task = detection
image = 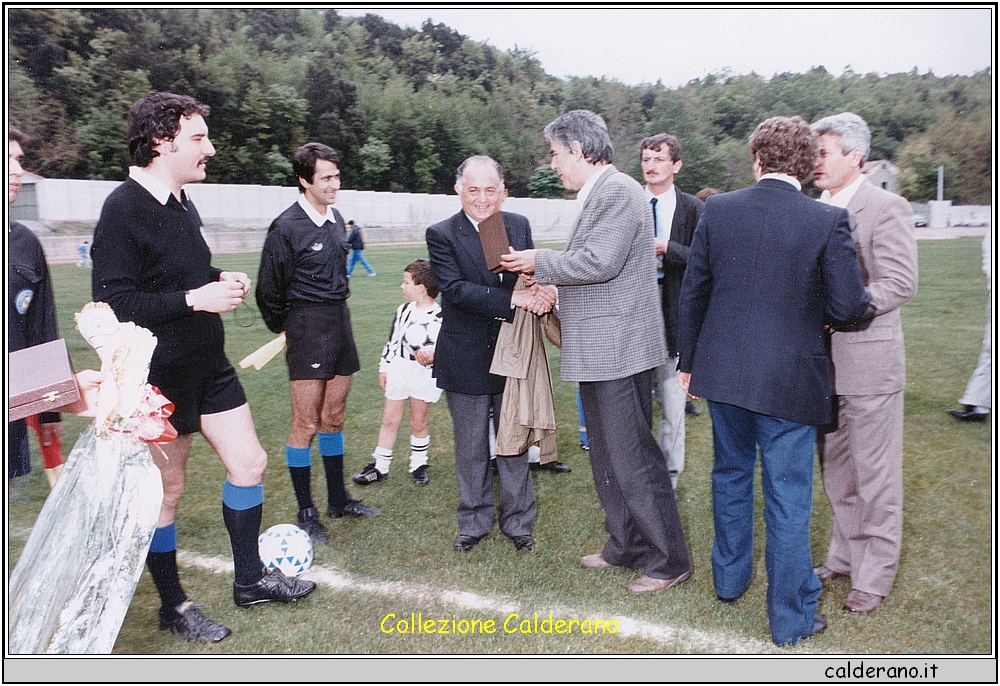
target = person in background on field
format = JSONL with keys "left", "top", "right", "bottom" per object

{"left": 640, "top": 133, "right": 704, "bottom": 489}
{"left": 256, "top": 143, "right": 382, "bottom": 549}
{"left": 810, "top": 112, "right": 918, "bottom": 615}
{"left": 8, "top": 125, "right": 65, "bottom": 490}
{"left": 92, "top": 92, "right": 316, "bottom": 645}
{"left": 948, "top": 232, "right": 991, "bottom": 423}
{"left": 346, "top": 219, "right": 376, "bottom": 277}
{"left": 353, "top": 259, "right": 442, "bottom": 487}
{"left": 77, "top": 240, "right": 92, "bottom": 268}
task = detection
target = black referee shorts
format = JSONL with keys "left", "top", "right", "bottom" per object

{"left": 150, "top": 354, "right": 247, "bottom": 436}
{"left": 285, "top": 302, "right": 361, "bottom": 380}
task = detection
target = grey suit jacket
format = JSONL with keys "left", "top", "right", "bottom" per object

{"left": 534, "top": 166, "right": 666, "bottom": 382}
{"left": 828, "top": 181, "right": 918, "bottom": 396}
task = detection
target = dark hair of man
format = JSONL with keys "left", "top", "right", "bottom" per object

{"left": 405, "top": 259, "right": 439, "bottom": 300}
{"left": 127, "top": 92, "right": 211, "bottom": 168}
{"left": 293, "top": 142, "right": 341, "bottom": 192}
{"left": 639, "top": 133, "right": 682, "bottom": 163}
{"left": 695, "top": 187, "right": 722, "bottom": 202}
{"left": 455, "top": 155, "right": 505, "bottom": 189}
{"left": 749, "top": 116, "right": 818, "bottom": 181}
{"left": 543, "top": 110, "right": 614, "bottom": 164}
{"left": 9, "top": 125, "right": 29, "bottom": 147}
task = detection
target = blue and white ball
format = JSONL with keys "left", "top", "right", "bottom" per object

{"left": 258, "top": 524, "right": 313, "bottom": 577}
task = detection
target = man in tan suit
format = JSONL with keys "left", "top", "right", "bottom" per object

{"left": 811, "top": 112, "right": 918, "bottom": 614}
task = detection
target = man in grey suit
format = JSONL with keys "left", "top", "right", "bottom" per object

{"left": 641, "top": 133, "right": 704, "bottom": 489}
{"left": 502, "top": 110, "right": 692, "bottom": 595}
{"left": 811, "top": 112, "right": 918, "bottom": 614}
{"left": 426, "top": 156, "right": 552, "bottom": 553}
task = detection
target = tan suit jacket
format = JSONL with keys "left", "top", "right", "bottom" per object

{"left": 828, "top": 180, "right": 918, "bottom": 394}
{"left": 820, "top": 179, "right": 918, "bottom": 597}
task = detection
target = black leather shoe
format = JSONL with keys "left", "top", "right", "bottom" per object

{"left": 233, "top": 567, "right": 316, "bottom": 607}
{"left": 686, "top": 400, "right": 702, "bottom": 416}
{"left": 327, "top": 498, "right": 381, "bottom": 518}
{"left": 296, "top": 507, "right": 328, "bottom": 545}
{"left": 530, "top": 461, "right": 571, "bottom": 473}
{"left": 812, "top": 612, "right": 828, "bottom": 636}
{"left": 717, "top": 595, "right": 739, "bottom": 604}
{"left": 454, "top": 534, "right": 481, "bottom": 551}
{"left": 948, "top": 406, "right": 989, "bottom": 422}
{"left": 160, "top": 603, "right": 232, "bottom": 643}
{"left": 412, "top": 465, "right": 429, "bottom": 486}
{"left": 511, "top": 535, "right": 534, "bottom": 551}
{"left": 353, "top": 462, "right": 388, "bottom": 485}
{"left": 490, "top": 459, "right": 499, "bottom": 476}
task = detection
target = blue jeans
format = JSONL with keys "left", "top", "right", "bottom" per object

{"left": 708, "top": 401, "right": 822, "bottom": 646}
{"left": 347, "top": 249, "right": 375, "bottom": 275}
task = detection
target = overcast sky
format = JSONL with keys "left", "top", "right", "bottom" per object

{"left": 339, "top": 6, "right": 993, "bottom": 88}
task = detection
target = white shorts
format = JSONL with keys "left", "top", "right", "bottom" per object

{"left": 383, "top": 358, "right": 442, "bottom": 403}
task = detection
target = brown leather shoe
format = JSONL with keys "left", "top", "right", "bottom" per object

{"left": 580, "top": 553, "right": 612, "bottom": 569}
{"left": 627, "top": 569, "right": 692, "bottom": 594}
{"left": 814, "top": 565, "right": 848, "bottom": 582}
{"left": 843, "top": 589, "right": 884, "bottom": 613}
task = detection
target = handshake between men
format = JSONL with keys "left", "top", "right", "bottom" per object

{"left": 503, "top": 247, "right": 556, "bottom": 316}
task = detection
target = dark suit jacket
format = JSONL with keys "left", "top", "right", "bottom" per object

{"left": 659, "top": 188, "right": 704, "bottom": 355}
{"left": 426, "top": 210, "right": 533, "bottom": 396}
{"left": 677, "top": 178, "right": 870, "bottom": 426}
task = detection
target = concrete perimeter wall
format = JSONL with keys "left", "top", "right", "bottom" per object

{"left": 28, "top": 178, "right": 580, "bottom": 238}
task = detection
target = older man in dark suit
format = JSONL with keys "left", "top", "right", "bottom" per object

{"left": 503, "top": 110, "right": 692, "bottom": 595}
{"left": 640, "top": 133, "right": 704, "bottom": 489}
{"left": 426, "top": 156, "right": 551, "bottom": 553}
{"left": 678, "top": 116, "right": 871, "bottom": 645}
{"left": 811, "top": 112, "right": 918, "bottom": 615}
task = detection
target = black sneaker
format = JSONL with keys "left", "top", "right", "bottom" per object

{"left": 412, "top": 465, "right": 429, "bottom": 486}
{"left": 297, "top": 507, "right": 328, "bottom": 545}
{"left": 327, "top": 498, "right": 382, "bottom": 518}
{"left": 159, "top": 603, "right": 232, "bottom": 643}
{"left": 233, "top": 567, "right": 316, "bottom": 607}
{"left": 352, "top": 462, "right": 388, "bottom": 485}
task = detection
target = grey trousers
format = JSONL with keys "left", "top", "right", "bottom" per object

{"left": 580, "top": 370, "right": 692, "bottom": 579}
{"left": 653, "top": 356, "right": 686, "bottom": 487}
{"left": 446, "top": 391, "right": 535, "bottom": 539}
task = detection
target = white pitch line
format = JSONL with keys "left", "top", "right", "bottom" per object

{"left": 176, "top": 550, "right": 779, "bottom": 653}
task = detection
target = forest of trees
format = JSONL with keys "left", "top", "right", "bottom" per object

{"left": 7, "top": 8, "right": 992, "bottom": 203}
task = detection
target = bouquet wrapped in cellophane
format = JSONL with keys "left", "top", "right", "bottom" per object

{"left": 8, "top": 302, "right": 176, "bottom": 654}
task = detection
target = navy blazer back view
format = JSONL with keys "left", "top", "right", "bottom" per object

{"left": 677, "top": 179, "right": 870, "bottom": 426}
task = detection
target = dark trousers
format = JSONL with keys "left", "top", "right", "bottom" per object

{"left": 708, "top": 400, "right": 822, "bottom": 646}
{"left": 446, "top": 391, "right": 535, "bottom": 539}
{"left": 579, "top": 370, "right": 691, "bottom": 579}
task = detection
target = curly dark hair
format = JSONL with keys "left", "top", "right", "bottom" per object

{"left": 8, "top": 125, "right": 29, "bottom": 147}
{"left": 127, "top": 92, "right": 211, "bottom": 168}
{"left": 749, "top": 116, "right": 817, "bottom": 181}
{"left": 292, "top": 142, "right": 341, "bottom": 192}
{"left": 405, "top": 259, "right": 439, "bottom": 299}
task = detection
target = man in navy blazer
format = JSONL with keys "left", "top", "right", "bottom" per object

{"left": 678, "top": 116, "right": 871, "bottom": 646}
{"left": 426, "top": 156, "right": 552, "bottom": 553}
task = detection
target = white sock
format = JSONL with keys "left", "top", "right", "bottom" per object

{"left": 527, "top": 445, "right": 541, "bottom": 464}
{"left": 409, "top": 435, "right": 429, "bottom": 471}
{"left": 373, "top": 446, "right": 393, "bottom": 474}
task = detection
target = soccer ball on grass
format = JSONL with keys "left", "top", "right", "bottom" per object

{"left": 258, "top": 524, "right": 313, "bottom": 577}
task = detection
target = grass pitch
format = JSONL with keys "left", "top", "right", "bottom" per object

{"left": 6, "top": 237, "right": 993, "bottom": 661}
